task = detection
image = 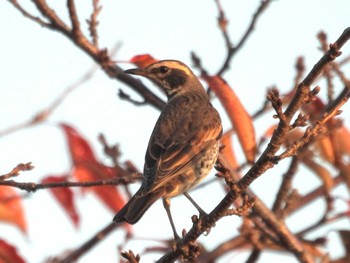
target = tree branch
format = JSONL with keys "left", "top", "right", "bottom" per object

{"left": 0, "top": 174, "right": 141, "bottom": 192}
{"left": 216, "top": 0, "right": 272, "bottom": 75}
{"left": 157, "top": 27, "right": 350, "bottom": 263}
{"left": 9, "top": 0, "right": 165, "bottom": 110}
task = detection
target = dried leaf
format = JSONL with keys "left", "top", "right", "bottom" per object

{"left": 130, "top": 54, "right": 158, "bottom": 68}
{"left": 72, "top": 164, "right": 127, "bottom": 213}
{"left": 0, "top": 239, "right": 26, "bottom": 263}
{"left": 0, "top": 186, "right": 27, "bottom": 234}
{"left": 60, "top": 123, "right": 128, "bottom": 222}
{"left": 219, "top": 132, "right": 239, "bottom": 172}
{"left": 315, "top": 135, "right": 335, "bottom": 164}
{"left": 259, "top": 124, "right": 277, "bottom": 147}
{"left": 333, "top": 126, "right": 350, "bottom": 157}
{"left": 60, "top": 123, "right": 97, "bottom": 163}
{"left": 339, "top": 164, "right": 350, "bottom": 191}
{"left": 303, "top": 159, "right": 334, "bottom": 191}
{"left": 302, "top": 96, "right": 325, "bottom": 121}
{"left": 284, "top": 128, "right": 304, "bottom": 148}
{"left": 41, "top": 175, "right": 80, "bottom": 228}
{"left": 203, "top": 75, "right": 256, "bottom": 163}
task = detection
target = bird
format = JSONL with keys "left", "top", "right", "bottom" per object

{"left": 113, "top": 60, "right": 222, "bottom": 240}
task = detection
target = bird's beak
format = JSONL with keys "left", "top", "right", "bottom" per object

{"left": 124, "top": 68, "right": 147, "bottom": 76}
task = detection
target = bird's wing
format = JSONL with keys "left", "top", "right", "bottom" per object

{"left": 141, "top": 106, "right": 222, "bottom": 194}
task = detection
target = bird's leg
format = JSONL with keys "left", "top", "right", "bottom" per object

{"left": 162, "top": 197, "right": 180, "bottom": 241}
{"left": 183, "top": 192, "right": 207, "bottom": 217}
{"left": 184, "top": 192, "right": 214, "bottom": 236}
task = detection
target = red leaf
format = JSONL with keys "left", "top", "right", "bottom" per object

{"left": 219, "top": 132, "right": 239, "bottom": 172}
{"left": 72, "top": 164, "right": 132, "bottom": 233}
{"left": 203, "top": 75, "right": 256, "bottom": 163}
{"left": 60, "top": 123, "right": 97, "bottom": 163}
{"left": 60, "top": 124, "right": 127, "bottom": 211}
{"left": 130, "top": 54, "right": 158, "bottom": 68}
{"left": 72, "top": 164, "right": 127, "bottom": 213}
{"left": 0, "top": 239, "right": 26, "bottom": 263}
{"left": 60, "top": 123, "right": 130, "bottom": 232}
{"left": 41, "top": 175, "right": 80, "bottom": 228}
{"left": 0, "top": 186, "right": 27, "bottom": 234}
{"left": 302, "top": 96, "right": 326, "bottom": 121}
{"left": 315, "top": 135, "right": 335, "bottom": 164}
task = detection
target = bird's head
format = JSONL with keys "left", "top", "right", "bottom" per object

{"left": 124, "top": 60, "right": 204, "bottom": 99}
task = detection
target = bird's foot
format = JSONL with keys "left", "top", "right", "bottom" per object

{"left": 171, "top": 231, "right": 182, "bottom": 251}
{"left": 191, "top": 213, "right": 215, "bottom": 236}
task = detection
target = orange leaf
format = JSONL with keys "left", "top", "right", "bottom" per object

{"left": 72, "top": 164, "right": 95, "bottom": 186}
{"left": 60, "top": 123, "right": 128, "bottom": 219}
{"left": 259, "top": 124, "right": 277, "bottom": 147}
{"left": 72, "top": 164, "right": 127, "bottom": 213}
{"left": 60, "top": 123, "right": 97, "bottom": 163}
{"left": 0, "top": 239, "right": 26, "bottom": 263}
{"left": 219, "top": 132, "right": 239, "bottom": 172}
{"left": 333, "top": 126, "right": 350, "bottom": 157}
{"left": 130, "top": 54, "right": 158, "bottom": 68}
{"left": 302, "top": 96, "right": 325, "bottom": 121}
{"left": 284, "top": 128, "right": 304, "bottom": 148}
{"left": 42, "top": 175, "right": 80, "bottom": 228}
{"left": 303, "top": 159, "right": 334, "bottom": 191}
{"left": 315, "top": 135, "right": 335, "bottom": 164}
{"left": 203, "top": 75, "right": 256, "bottom": 162}
{"left": 0, "top": 186, "right": 26, "bottom": 234}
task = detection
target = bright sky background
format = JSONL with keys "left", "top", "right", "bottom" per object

{"left": 0, "top": 1, "right": 350, "bottom": 262}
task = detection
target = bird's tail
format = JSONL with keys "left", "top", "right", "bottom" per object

{"left": 113, "top": 190, "right": 162, "bottom": 224}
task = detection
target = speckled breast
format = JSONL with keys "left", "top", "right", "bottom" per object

{"left": 164, "top": 142, "right": 220, "bottom": 197}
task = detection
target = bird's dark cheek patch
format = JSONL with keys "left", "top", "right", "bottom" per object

{"left": 165, "top": 69, "right": 187, "bottom": 89}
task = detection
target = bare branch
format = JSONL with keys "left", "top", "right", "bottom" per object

{"left": 0, "top": 174, "right": 141, "bottom": 192}
{"left": 8, "top": 0, "right": 51, "bottom": 27}
{"left": 12, "top": 0, "right": 165, "bottom": 110}
{"left": 51, "top": 222, "right": 119, "bottom": 263}
{"left": 33, "top": 0, "right": 71, "bottom": 33}
{"left": 0, "top": 65, "right": 98, "bottom": 137}
{"left": 216, "top": 0, "right": 272, "bottom": 75}
{"left": 0, "top": 162, "right": 34, "bottom": 181}
{"left": 118, "top": 89, "right": 148, "bottom": 106}
{"left": 67, "top": 0, "right": 81, "bottom": 37}
{"left": 87, "top": 0, "right": 102, "bottom": 47}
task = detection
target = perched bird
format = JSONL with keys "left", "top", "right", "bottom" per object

{"left": 113, "top": 60, "right": 222, "bottom": 239}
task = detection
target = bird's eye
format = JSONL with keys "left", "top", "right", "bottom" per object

{"left": 159, "top": 66, "right": 169, "bottom": 74}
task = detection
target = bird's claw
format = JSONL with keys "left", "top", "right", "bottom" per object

{"left": 197, "top": 213, "right": 214, "bottom": 236}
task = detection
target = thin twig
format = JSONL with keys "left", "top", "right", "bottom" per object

{"left": 272, "top": 157, "right": 298, "bottom": 217}
{"left": 317, "top": 31, "right": 335, "bottom": 103}
{"left": 0, "top": 162, "right": 34, "bottom": 181}
{"left": 216, "top": 0, "right": 272, "bottom": 75}
{"left": 87, "top": 0, "right": 102, "bottom": 47}
{"left": 0, "top": 65, "right": 98, "bottom": 137}
{"left": 274, "top": 85, "right": 350, "bottom": 161}
{"left": 54, "top": 222, "right": 118, "bottom": 263}
{"left": 8, "top": 0, "right": 51, "bottom": 27}
{"left": 13, "top": 0, "right": 165, "bottom": 109}
{"left": 0, "top": 174, "right": 141, "bottom": 192}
